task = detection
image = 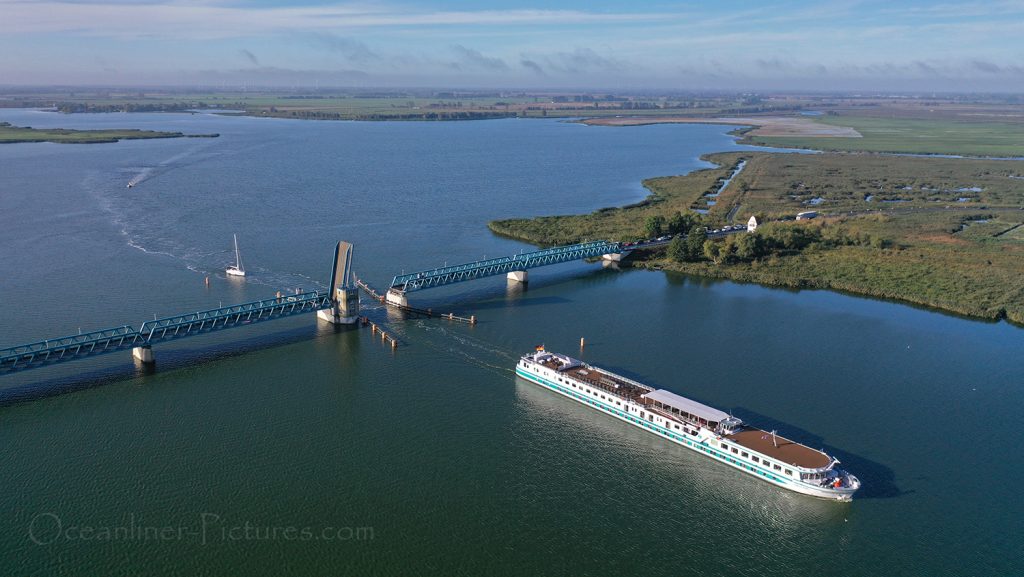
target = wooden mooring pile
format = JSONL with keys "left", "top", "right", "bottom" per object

{"left": 361, "top": 317, "right": 399, "bottom": 349}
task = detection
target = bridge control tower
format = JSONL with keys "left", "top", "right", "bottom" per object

{"left": 317, "top": 241, "right": 360, "bottom": 325}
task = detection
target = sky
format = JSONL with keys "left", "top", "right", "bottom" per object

{"left": 2, "top": 0, "right": 1024, "bottom": 91}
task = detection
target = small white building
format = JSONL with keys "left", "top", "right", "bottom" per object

{"left": 747, "top": 215, "right": 759, "bottom": 232}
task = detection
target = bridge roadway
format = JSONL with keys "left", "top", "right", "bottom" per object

{"left": 1, "top": 235, "right": 723, "bottom": 375}
{"left": 386, "top": 232, "right": 725, "bottom": 295}
{"left": 0, "top": 291, "right": 331, "bottom": 373}
{"left": 390, "top": 240, "right": 626, "bottom": 293}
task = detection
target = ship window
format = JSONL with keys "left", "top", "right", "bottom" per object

{"left": 674, "top": 424, "right": 679, "bottom": 430}
{"left": 773, "top": 464, "right": 782, "bottom": 471}
{"left": 785, "top": 469, "right": 793, "bottom": 476}
{"left": 731, "top": 448, "right": 738, "bottom": 454}
{"left": 752, "top": 457, "right": 759, "bottom": 463}
{"left": 741, "top": 452, "right": 748, "bottom": 458}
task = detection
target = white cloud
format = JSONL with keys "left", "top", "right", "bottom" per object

{"left": 2, "top": 0, "right": 1023, "bottom": 89}
{"left": 0, "top": 1, "right": 668, "bottom": 39}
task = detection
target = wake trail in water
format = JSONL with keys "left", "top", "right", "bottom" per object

{"left": 85, "top": 169, "right": 332, "bottom": 297}
{"left": 123, "top": 140, "right": 220, "bottom": 187}
{"left": 396, "top": 322, "right": 518, "bottom": 377}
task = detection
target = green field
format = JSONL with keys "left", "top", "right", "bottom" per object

{"left": 491, "top": 152, "right": 1024, "bottom": 323}
{"left": 747, "top": 116, "right": 1024, "bottom": 157}
{"left": 0, "top": 88, "right": 784, "bottom": 121}
{"left": 702, "top": 152, "right": 1024, "bottom": 221}
{"left": 0, "top": 122, "right": 212, "bottom": 144}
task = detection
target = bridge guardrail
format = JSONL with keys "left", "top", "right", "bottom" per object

{"left": 390, "top": 240, "right": 622, "bottom": 292}
{"left": 0, "top": 326, "right": 142, "bottom": 372}
{"left": 140, "top": 291, "right": 332, "bottom": 343}
{"left": 1, "top": 291, "right": 334, "bottom": 374}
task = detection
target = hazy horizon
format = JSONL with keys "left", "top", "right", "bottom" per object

{"left": 3, "top": 0, "right": 1024, "bottom": 92}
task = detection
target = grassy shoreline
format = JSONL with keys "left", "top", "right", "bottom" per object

{"left": 489, "top": 151, "right": 1024, "bottom": 324}
{"left": 629, "top": 250, "right": 1023, "bottom": 324}
{"left": 0, "top": 122, "right": 218, "bottom": 144}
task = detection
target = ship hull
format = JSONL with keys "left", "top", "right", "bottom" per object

{"left": 516, "top": 364, "right": 856, "bottom": 502}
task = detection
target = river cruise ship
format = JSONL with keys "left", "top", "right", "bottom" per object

{"left": 516, "top": 348, "right": 860, "bottom": 501}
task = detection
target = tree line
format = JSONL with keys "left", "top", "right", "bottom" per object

{"left": 656, "top": 212, "right": 889, "bottom": 266}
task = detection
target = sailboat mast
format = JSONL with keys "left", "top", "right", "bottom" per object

{"left": 233, "top": 234, "right": 242, "bottom": 270}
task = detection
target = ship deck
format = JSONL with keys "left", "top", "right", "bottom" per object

{"left": 725, "top": 428, "right": 831, "bottom": 469}
{"left": 539, "top": 359, "right": 651, "bottom": 403}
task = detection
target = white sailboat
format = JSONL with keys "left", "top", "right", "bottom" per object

{"left": 226, "top": 234, "right": 246, "bottom": 277}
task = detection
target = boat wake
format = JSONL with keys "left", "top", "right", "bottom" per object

{"left": 86, "top": 164, "right": 331, "bottom": 297}
{"left": 123, "top": 143, "right": 217, "bottom": 188}
{"left": 410, "top": 324, "right": 517, "bottom": 375}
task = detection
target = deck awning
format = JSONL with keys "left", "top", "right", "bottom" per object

{"left": 644, "top": 389, "right": 729, "bottom": 423}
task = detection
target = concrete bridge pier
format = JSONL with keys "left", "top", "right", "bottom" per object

{"left": 318, "top": 287, "right": 360, "bottom": 325}
{"left": 507, "top": 270, "right": 528, "bottom": 283}
{"left": 132, "top": 345, "right": 155, "bottom": 365}
{"left": 601, "top": 251, "right": 630, "bottom": 262}
{"left": 386, "top": 289, "right": 409, "bottom": 308}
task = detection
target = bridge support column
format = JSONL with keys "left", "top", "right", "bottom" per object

{"left": 318, "top": 287, "right": 360, "bottom": 325}
{"left": 386, "top": 289, "right": 408, "bottom": 308}
{"left": 507, "top": 270, "right": 528, "bottom": 283}
{"left": 132, "top": 345, "right": 155, "bottom": 365}
{"left": 601, "top": 252, "right": 628, "bottom": 262}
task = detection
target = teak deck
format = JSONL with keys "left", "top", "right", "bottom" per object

{"left": 725, "top": 429, "right": 831, "bottom": 469}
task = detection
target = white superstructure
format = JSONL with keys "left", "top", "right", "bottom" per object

{"left": 516, "top": 349, "right": 860, "bottom": 501}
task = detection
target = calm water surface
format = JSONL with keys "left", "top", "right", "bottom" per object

{"left": 1, "top": 110, "right": 1022, "bottom": 576}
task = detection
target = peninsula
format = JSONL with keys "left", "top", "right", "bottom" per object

{"left": 490, "top": 150, "right": 1024, "bottom": 324}
{"left": 0, "top": 122, "right": 218, "bottom": 144}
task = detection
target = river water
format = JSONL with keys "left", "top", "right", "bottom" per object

{"left": 1, "top": 110, "right": 1021, "bottom": 576}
